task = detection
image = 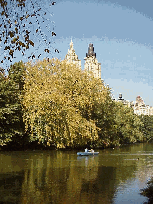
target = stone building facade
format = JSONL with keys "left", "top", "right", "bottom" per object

{"left": 84, "top": 43, "right": 101, "bottom": 79}
{"left": 133, "top": 96, "right": 153, "bottom": 116}
{"left": 117, "top": 94, "right": 153, "bottom": 116}
{"left": 65, "top": 40, "right": 101, "bottom": 79}
{"left": 64, "top": 40, "right": 81, "bottom": 69}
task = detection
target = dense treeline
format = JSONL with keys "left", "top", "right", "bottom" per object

{"left": 0, "top": 59, "right": 152, "bottom": 149}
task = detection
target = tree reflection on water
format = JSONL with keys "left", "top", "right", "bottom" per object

{"left": 0, "top": 145, "right": 151, "bottom": 204}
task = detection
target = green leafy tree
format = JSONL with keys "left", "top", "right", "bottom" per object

{"left": 90, "top": 87, "right": 117, "bottom": 148}
{"left": 0, "top": 61, "right": 26, "bottom": 147}
{"left": 96, "top": 100, "right": 144, "bottom": 148}
{"left": 139, "top": 115, "right": 153, "bottom": 142}
{"left": 113, "top": 102, "right": 143, "bottom": 146}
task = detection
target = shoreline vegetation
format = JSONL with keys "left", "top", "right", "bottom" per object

{"left": 140, "top": 178, "right": 153, "bottom": 204}
{"left": 0, "top": 59, "right": 153, "bottom": 151}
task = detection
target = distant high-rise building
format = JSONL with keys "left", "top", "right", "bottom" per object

{"left": 135, "top": 96, "right": 145, "bottom": 107}
{"left": 116, "top": 93, "right": 132, "bottom": 108}
{"left": 84, "top": 43, "right": 101, "bottom": 79}
{"left": 64, "top": 39, "right": 81, "bottom": 69}
{"left": 65, "top": 41, "right": 101, "bottom": 79}
{"left": 118, "top": 93, "right": 124, "bottom": 101}
{"left": 134, "top": 96, "right": 153, "bottom": 115}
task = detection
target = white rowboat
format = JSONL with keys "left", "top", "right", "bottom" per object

{"left": 77, "top": 152, "right": 99, "bottom": 156}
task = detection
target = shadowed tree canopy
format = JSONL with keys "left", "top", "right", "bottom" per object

{"left": 0, "top": 61, "right": 26, "bottom": 146}
{"left": 0, "top": 0, "right": 58, "bottom": 64}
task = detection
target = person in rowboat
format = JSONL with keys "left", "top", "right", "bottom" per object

{"left": 85, "top": 148, "right": 88, "bottom": 152}
{"left": 85, "top": 148, "right": 95, "bottom": 153}
{"left": 87, "top": 149, "right": 94, "bottom": 153}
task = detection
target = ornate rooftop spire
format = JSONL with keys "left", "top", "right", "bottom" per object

{"left": 86, "top": 43, "right": 96, "bottom": 58}
{"left": 70, "top": 38, "right": 73, "bottom": 50}
{"left": 64, "top": 40, "right": 81, "bottom": 69}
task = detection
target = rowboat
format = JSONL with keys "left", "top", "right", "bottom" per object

{"left": 77, "top": 149, "right": 99, "bottom": 156}
{"left": 77, "top": 152, "right": 99, "bottom": 156}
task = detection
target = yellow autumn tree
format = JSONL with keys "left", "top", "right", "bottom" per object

{"left": 22, "top": 58, "right": 109, "bottom": 148}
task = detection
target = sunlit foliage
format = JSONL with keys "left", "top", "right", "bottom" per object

{"left": 0, "top": 58, "right": 147, "bottom": 149}
{"left": 23, "top": 59, "right": 109, "bottom": 148}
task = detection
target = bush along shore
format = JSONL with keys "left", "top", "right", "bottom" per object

{"left": 1, "top": 59, "right": 153, "bottom": 151}
{"left": 140, "top": 178, "right": 153, "bottom": 204}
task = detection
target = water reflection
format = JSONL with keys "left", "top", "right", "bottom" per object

{"left": 0, "top": 144, "right": 152, "bottom": 203}
{"left": 0, "top": 171, "right": 24, "bottom": 203}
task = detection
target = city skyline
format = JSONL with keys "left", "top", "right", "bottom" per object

{"left": 53, "top": 0, "right": 153, "bottom": 106}
{"left": 63, "top": 38, "right": 153, "bottom": 106}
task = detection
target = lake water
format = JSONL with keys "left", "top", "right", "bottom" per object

{"left": 0, "top": 143, "right": 153, "bottom": 203}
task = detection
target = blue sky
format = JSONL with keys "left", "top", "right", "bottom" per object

{"left": 1, "top": 0, "right": 153, "bottom": 106}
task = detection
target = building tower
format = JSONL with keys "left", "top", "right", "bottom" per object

{"left": 84, "top": 43, "right": 101, "bottom": 79}
{"left": 64, "top": 39, "right": 81, "bottom": 69}
{"left": 135, "top": 96, "right": 145, "bottom": 107}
